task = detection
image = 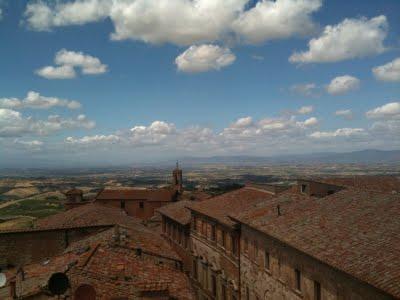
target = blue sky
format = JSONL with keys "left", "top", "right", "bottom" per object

{"left": 0, "top": 0, "right": 399, "bottom": 167}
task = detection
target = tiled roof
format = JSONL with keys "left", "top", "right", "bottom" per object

{"left": 0, "top": 224, "right": 194, "bottom": 299}
{"left": 35, "top": 202, "right": 141, "bottom": 229}
{"left": 96, "top": 187, "right": 175, "bottom": 202}
{"left": 233, "top": 187, "right": 400, "bottom": 298}
{"left": 189, "top": 186, "right": 277, "bottom": 227}
{"left": 320, "top": 175, "right": 400, "bottom": 193}
{"left": 66, "top": 225, "right": 180, "bottom": 261}
{"left": 157, "top": 200, "right": 194, "bottom": 225}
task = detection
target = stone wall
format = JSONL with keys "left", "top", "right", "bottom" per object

{"left": 240, "top": 224, "right": 393, "bottom": 300}
{"left": 0, "top": 226, "right": 109, "bottom": 268}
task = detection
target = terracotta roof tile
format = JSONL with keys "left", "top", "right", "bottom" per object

{"left": 233, "top": 187, "right": 400, "bottom": 298}
{"left": 35, "top": 203, "right": 141, "bottom": 229}
{"left": 157, "top": 200, "right": 194, "bottom": 225}
{"left": 190, "top": 186, "right": 277, "bottom": 227}
{"left": 319, "top": 175, "right": 400, "bottom": 193}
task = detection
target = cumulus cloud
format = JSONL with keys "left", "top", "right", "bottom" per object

{"left": 24, "top": 0, "right": 111, "bottom": 31}
{"left": 290, "top": 16, "right": 388, "bottom": 63}
{"left": 372, "top": 57, "right": 400, "bottom": 82}
{"left": 35, "top": 65, "right": 76, "bottom": 79}
{"left": 309, "top": 128, "right": 366, "bottom": 139}
{"left": 290, "top": 83, "right": 317, "bottom": 96}
{"left": 335, "top": 109, "right": 353, "bottom": 120}
{"left": 297, "top": 106, "right": 314, "bottom": 114}
{"left": 36, "top": 49, "right": 107, "bottom": 79}
{"left": 232, "top": 0, "right": 321, "bottom": 44}
{"left": 66, "top": 134, "right": 120, "bottom": 145}
{"left": 0, "top": 91, "right": 81, "bottom": 110}
{"left": 0, "top": 108, "right": 95, "bottom": 137}
{"left": 24, "top": 0, "right": 321, "bottom": 46}
{"left": 175, "top": 45, "right": 236, "bottom": 73}
{"left": 366, "top": 102, "right": 400, "bottom": 119}
{"left": 326, "top": 75, "right": 360, "bottom": 95}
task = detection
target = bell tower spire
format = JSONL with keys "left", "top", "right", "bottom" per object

{"left": 172, "top": 161, "right": 183, "bottom": 194}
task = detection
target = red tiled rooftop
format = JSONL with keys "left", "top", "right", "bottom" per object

{"left": 157, "top": 200, "right": 194, "bottom": 225}
{"left": 96, "top": 187, "right": 175, "bottom": 202}
{"left": 233, "top": 187, "right": 400, "bottom": 298}
{"left": 35, "top": 202, "right": 141, "bottom": 229}
{"left": 320, "top": 175, "right": 400, "bottom": 193}
{"left": 189, "top": 186, "right": 277, "bottom": 227}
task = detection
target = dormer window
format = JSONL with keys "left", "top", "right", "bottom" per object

{"left": 301, "top": 184, "right": 307, "bottom": 193}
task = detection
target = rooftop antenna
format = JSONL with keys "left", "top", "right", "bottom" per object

{"left": 176, "top": 160, "right": 179, "bottom": 169}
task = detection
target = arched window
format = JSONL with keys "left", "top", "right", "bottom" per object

{"left": 74, "top": 284, "right": 96, "bottom": 300}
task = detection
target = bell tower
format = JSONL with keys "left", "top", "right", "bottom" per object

{"left": 172, "top": 161, "right": 183, "bottom": 194}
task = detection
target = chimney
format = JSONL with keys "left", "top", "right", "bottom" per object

{"left": 9, "top": 280, "right": 16, "bottom": 299}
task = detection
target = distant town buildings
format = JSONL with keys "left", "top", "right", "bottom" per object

{"left": 0, "top": 171, "right": 399, "bottom": 299}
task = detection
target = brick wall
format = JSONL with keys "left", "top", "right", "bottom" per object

{"left": 0, "top": 226, "right": 109, "bottom": 268}
{"left": 96, "top": 199, "right": 169, "bottom": 220}
{"left": 240, "top": 224, "right": 393, "bottom": 300}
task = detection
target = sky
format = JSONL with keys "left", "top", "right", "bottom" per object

{"left": 0, "top": 0, "right": 399, "bottom": 167}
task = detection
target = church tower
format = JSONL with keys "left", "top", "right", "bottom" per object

{"left": 172, "top": 161, "right": 183, "bottom": 194}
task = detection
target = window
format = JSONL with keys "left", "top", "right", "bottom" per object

{"left": 244, "top": 238, "right": 249, "bottom": 254}
{"left": 120, "top": 200, "right": 125, "bottom": 210}
{"left": 211, "top": 225, "right": 216, "bottom": 241}
{"left": 295, "top": 269, "right": 301, "bottom": 291}
{"left": 264, "top": 251, "right": 270, "bottom": 270}
{"left": 301, "top": 184, "right": 307, "bottom": 193}
{"left": 202, "top": 221, "right": 207, "bottom": 236}
{"left": 192, "top": 216, "right": 197, "bottom": 231}
{"left": 254, "top": 240, "right": 258, "bottom": 258}
{"left": 314, "top": 281, "right": 321, "bottom": 300}
{"left": 327, "top": 190, "right": 334, "bottom": 195}
{"left": 221, "top": 284, "right": 227, "bottom": 300}
{"left": 139, "top": 201, "right": 144, "bottom": 209}
{"left": 246, "top": 286, "right": 250, "bottom": 300}
{"left": 221, "top": 230, "right": 226, "bottom": 248}
{"left": 193, "top": 259, "right": 198, "bottom": 280}
{"left": 231, "top": 235, "right": 238, "bottom": 256}
{"left": 202, "top": 265, "right": 208, "bottom": 288}
{"left": 211, "top": 274, "right": 217, "bottom": 296}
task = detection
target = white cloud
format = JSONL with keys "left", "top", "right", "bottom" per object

{"left": 36, "top": 49, "right": 107, "bottom": 79}
{"left": 0, "top": 91, "right": 81, "bottom": 110}
{"left": 232, "top": 0, "right": 321, "bottom": 44}
{"left": 366, "top": 102, "right": 400, "bottom": 119}
{"left": 35, "top": 65, "right": 76, "bottom": 79}
{"left": 326, "top": 75, "right": 360, "bottom": 95}
{"left": 290, "top": 83, "right": 317, "bottom": 96}
{"left": 24, "top": 0, "right": 111, "bottom": 31}
{"left": 289, "top": 16, "right": 388, "bottom": 63}
{"left": 66, "top": 134, "right": 120, "bottom": 145}
{"left": 175, "top": 45, "right": 236, "bottom": 73}
{"left": 24, "top": 0, "right": 322, "bottom": 46}
{"left": 232, "top": 116, "right": 253, "bottom": 128}
{"left": 0, "top": 108, "right": 95, "bottom": 137}
{"left": 309, "top": 128, "right": 366, "bottom": 139}
{"left": 335, "top": 109, "right": 353, "bottom": 120}
{"left": 302, "top": 116, "right": 318, "bottom": 126}
{"left": 372, "top": 57, "right": 400, "bottom": 82}
{"left": 297, "top": 106, "right": 313, "bottom": 114}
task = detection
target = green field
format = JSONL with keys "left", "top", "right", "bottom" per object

{"left": 0, "top": 197, "right": 64, "bottom": 218}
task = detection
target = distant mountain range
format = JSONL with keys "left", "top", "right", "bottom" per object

{"left": 178, "top": 149, "right": 400, "bottom": 165}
